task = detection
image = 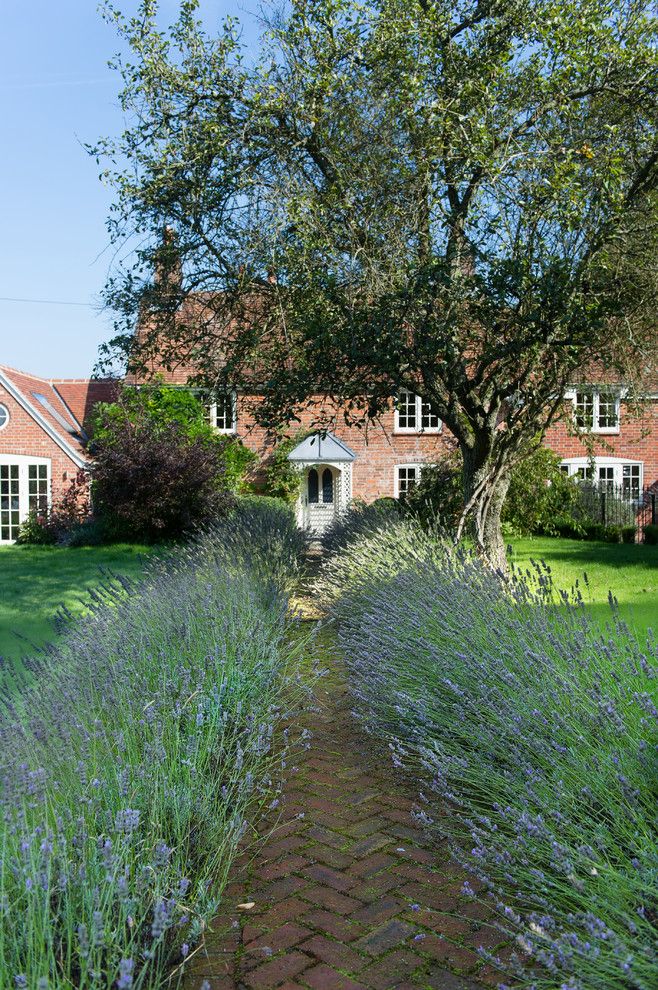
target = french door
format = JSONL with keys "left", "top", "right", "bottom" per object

{"left": 0, "top": 457, "right": 50, "bottom": 542}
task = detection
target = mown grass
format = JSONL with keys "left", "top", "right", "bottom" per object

{"left": 0, "top": 544, "right": 153, "bottom": 662}
{"left": 509, "top": 536, "right": 658, "bottom": 639}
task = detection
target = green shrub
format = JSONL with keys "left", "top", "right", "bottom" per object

{"left": 262, "top": 430, "right": 310, "bottom": 503}
{"left": 219, "top": 435, "right": 258, "bottom": 493}
{"left": 0, "top": 507, "right": 306, "bottom": 989}
{"left": 402, "top": 446, "right": 587, "bottom": 538}
{"left": 92, "top": 382, "right": 257, "bottom": 495}
{"left": 503, "top": 446, "right": 588, "bottom": 536}
{"left": 643, "top": 523, "right": 658, "bottom": 545}
{"left": 551, "top": 515, "right": 587, "bottom": 539}
{"left": 16, "top": 509, "right": 57, "bottom": 545}
{"left": 321, "top": 511, "right": 658, "bottom": 989}
{"left": 583, "top": 522, "right": 623, "bottom": 543}
{"left": 400, "top": 455, "right": 462, "bottom": 531}
{"left": 622, "top": 525, "right": 637, "bottom": 544}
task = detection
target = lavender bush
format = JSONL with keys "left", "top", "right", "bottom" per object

{"left": 320, "top": 514, "right": 658, "bottom": 989}
{"left": 0, "top": 502, "right": 308, "bottom": 989}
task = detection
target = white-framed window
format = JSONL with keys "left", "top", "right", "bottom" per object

{"left": 567, "top": 388, "right": 620, "bottom": 433}
{"left": 395, "top": 463, "right": 424, "bottom": 497}
{"left": 0, "top": 455, "right": 51, "bottom": 543}
{"left": 209, "top": 391, "right": 237, "bottom": 434}
{"left": 560, "top": 458, "right": 642, "bottom": 499}
{"left": 0, "top": 404, "right": 9, "bottom": 430}
{"left": 394, "top": 390, "right": 441, "bottom": 433}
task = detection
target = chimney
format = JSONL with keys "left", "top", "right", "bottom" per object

{"left": 154, "top": 226, "right": 182, "bottom": 291}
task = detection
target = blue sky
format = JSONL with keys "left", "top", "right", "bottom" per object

{"left": 0, "top": 1, "right": 260, "bottom": 379}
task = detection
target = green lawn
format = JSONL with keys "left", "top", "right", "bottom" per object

{"left": 509, "top": 536, "right": 658, "bottom": 639}
{"left": 0, "top": 543, "right": 153, "bottom": 662}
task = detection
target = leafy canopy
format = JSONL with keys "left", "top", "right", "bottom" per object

{"left": 94, "top": 0, "right": 658, "bottom": 560}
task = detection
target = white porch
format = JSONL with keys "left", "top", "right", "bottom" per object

{"left": 287, "top": 433, "right": 356, "bottom": 537}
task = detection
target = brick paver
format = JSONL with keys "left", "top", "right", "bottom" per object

{"left": 181, "top": 605, "right": 507, "bottom": 990}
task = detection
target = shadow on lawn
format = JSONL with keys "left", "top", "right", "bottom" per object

{"left": 510, "top": 537, "right": 658, "bottom": 571}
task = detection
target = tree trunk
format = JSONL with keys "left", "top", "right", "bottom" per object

{"left": 459, "top": 442, "right": 512, "bottom": 574}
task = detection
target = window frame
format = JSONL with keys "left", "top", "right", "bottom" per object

{"left": 567, "top": 387, "right": 621, "bottom": 434}
{"left": 0, "top": 455, "right": 51, "bottom": 543}
{"left": 0, "top": 404, "right": 9, "bottom": 431}
{"left": 560, "top": 457, "right": 643, "bottom": 496}
{"left": 209, "top": 390, "right": 237, "bottom": 435}
{"left": 394, "top": 462, "right": 425, "bottom": 498}
{"left": 394, "top": 390, "right": 442, "bottom": 434}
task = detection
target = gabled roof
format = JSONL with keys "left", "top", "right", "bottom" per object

{"left": 51, "top": 379, "right": 118, "bottom": 430}
{"left": 0, "top": 365, "right": 116, "bottom": 468}
{"left": 287, "top": 432, "right": 356, "bottom": 463}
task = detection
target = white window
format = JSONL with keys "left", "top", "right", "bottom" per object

{"left": 0, "top": 404, "right": 9, "bottom": 430}
{"left": 561, "top": 458, "right": 642, "bottom": 499}
{"left": 394, "top": 390, "right": 441, "bottom": 433}
{"left": 570, "top": 388, "right": 620, "bottom": 433}
{"left": 0, "top": 456, "right": 50, "bottom": 543}
{"left": 395, "top": 463, "right": 424, "bottom": 497}
{"left": 210, "top": 391, "right": 237, "bottom": 434}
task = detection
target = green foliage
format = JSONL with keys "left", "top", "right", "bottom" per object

{"left": 92, "top": 382, "right": 257, "bottom": 495}
{"left": 622, "top": 526, "right": 637, "bottom": 544}
{"left": 89, "top": 383, "right": 258, "bottom": 541}
{"left": 401, "top": 454, "right": 463, "bottom": 531}
{"left": 16, "top": 510, "right": 57, "bottom": 546}
{"left": 503, "top": 447, "right": 587, "bottom": 537}
{"left": 0, "top": 508, "right": 306, "bottom": 988}
{"left": 219, "top": 435, "right": 258, "bottom": 493}
{"left": 95, "top": 0, "right": 658, "bottom": 563}
{"left": 91, "top": 381, "right": 211, "bottom": 443}
{"left": 321, "top": 515, "right": 658, "bottom": 988}
{"left": 403, "top": 446, "right": 587, "bottom": 538}
{"left": 643, "top": 523, "right": 658, "bottom": 545}
{"left": 262, "top": 431, "right": 310, "bottom": 504}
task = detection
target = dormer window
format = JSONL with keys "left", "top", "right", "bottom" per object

{"left": 394, "top": 390, "right": 441, "bottom": 433}
{"left": 572, "top": 389, "right": 620, "bottom": 433}
{"left": 210, "top": 391, "right": 237, "bottom": 434}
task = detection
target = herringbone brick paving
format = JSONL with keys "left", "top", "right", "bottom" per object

{"left": 181, "top": 625, "right": 509, "bottom": 990}
{"left": 181, "top": 561, "right": 509, "bottom": 990}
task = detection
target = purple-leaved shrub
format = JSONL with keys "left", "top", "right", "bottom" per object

{"left": 0, "top": 500, "right": 309, "bottom": 989}
{"left": 320, "top": 514, "right": 658, "bottom": 989}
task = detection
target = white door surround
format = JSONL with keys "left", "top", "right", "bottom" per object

{"left": 287, "top": 433, "right": 356, "bottom": 537}
{"left": 0, "top": 454, "right": 51, "bottom": 543}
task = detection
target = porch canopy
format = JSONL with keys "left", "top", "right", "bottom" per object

{"left": 287, "top": 432, "right": 356, "bottom": 463}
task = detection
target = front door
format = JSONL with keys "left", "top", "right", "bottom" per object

{"left": 303, "top": 466, "right": 337, "bottom": 536}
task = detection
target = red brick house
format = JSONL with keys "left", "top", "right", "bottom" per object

{"left": 129, "top": 339, "right": 658, "bottom": 534}
{"left": 213, "top": 385, "right": 658, "bottom": 534}
{"left": 0, "top": 365, "right": 115, "bottom": 542}
{"left": 2, "top": 354, "right": 657, "bottom": 541}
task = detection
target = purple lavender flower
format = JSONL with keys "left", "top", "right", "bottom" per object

{"left": 117, "top": 958, "right": 134, "bottom": 989}
{"left": 115, "top": 808, "right": 140, "bottom": 834}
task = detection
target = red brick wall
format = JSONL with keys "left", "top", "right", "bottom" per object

{"left": 0, "top": 384, "right": 81, "bottom": 502}
{"left": 236, "top": 395, "right": 658, "bottom": 500}
{"left": 544, "top": 399, "right": 658, "bottom": 488}
{"left": 235, "top": 398, "right": 455, "bottom": 500}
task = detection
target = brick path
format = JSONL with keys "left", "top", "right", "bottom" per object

{"left": 181, "top": 625, "right": 508, "bottom": 990}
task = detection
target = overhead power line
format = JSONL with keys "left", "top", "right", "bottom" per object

{"left": 0, "top": 296, "right": 95, "bottom": 308}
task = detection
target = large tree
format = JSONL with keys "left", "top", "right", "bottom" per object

{"left": 95, "top": 0, "right": 658, "bottom": 568}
